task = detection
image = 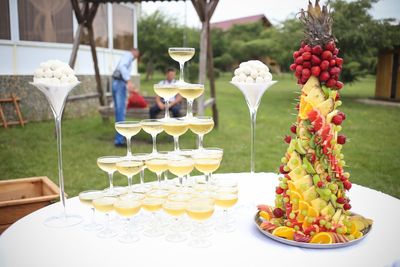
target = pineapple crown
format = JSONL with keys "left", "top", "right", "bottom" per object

{"left": 299, "top": 0, "right": 337, "bottom": 46}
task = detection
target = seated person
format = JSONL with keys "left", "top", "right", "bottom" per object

{"left": 150, "top": 68, "right": 182, "bottom": 119}
{"left": 127, "top": 83, "right": 147, "bottom": 109}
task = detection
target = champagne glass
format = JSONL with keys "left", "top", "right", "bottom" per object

{"left": 97, "top": 156, "right": 125, "bottom": 196}
{"left": 78, "top": 190, "right": 104, "bottom": 231}
{"left": 145, "top": 154, "right": 169, "bottom": 188}
{"left": 30, "top": 81, "right": 82, "bottom": 228}
{"left": 168, "top": 155, "right": 195, "bottom": 187}
{"left": 186, "top": 197, "right": 215, "bottom": 248}
{"left": 192, "top": 148, "right": 223, "bottom": 185}
{"left": 168, "top": 47, "right": 195, "bottom": 84}
{"left": 114, "top": 198, "right": 142, "bottom": 243}
{"left": 116, "top": 159, "right": 143, "bottom": 194}
{"left": 214, "top": 179, "right": 239, "bottom": 233}
{"left": 140, "top": 119, "right": 164, "bottom": 155}
{"left": 93, "top": 196, "right": 117, "bottom": 238}
{"left": 130, "top": 153, "right": 152, "bottom": 193}
{"left": 189, "top": 116, "right": 214, "bottom": 150}
{"left": 177, "top": 83, "right": 204, "bottom": 118}
{"left": 162, "top": 118, "right": 189, "bottom": 153}
{"left": 153, "top": 84, "right": 179, "bottom": 120}
{"left": 230, "top": 81, "right": 277, "bottom": 173}
{"left": 115, "top": 121, "right": 142, "bottom": 158}
{"left": 163, "top": 200, "right": 187, "bottom": 242}
{"left": 168, "top": 193, "right": 192, "bottom": 232}
{"left": 142, "top": 197, "right": 166, "bottom": 237}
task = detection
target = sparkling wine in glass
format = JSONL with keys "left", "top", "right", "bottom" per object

{"left": 116, "top": 159, "right": 143, "bottom": 194}
{"left": 168, "top": 155, "right": 195, "bottom": 186}
{"left": 177, "top": 83, "right": 204, "bottom": 118}
{"left": 192, "top": 148, "right": 223, "bottom": 184}
{"left": 189, "top": 116, "right": 214, "bottom": 150}
{"left": 114, "top": 198, "right": 142, "bottom": 243}
{"left": 93, "top": 196, "right": 117, "bottom": 238}
{"left": 97, "top": 156, "right": 125, "bottom": 196}
{"left": 163, "top": 200, "right": 188, "bottom": 242}
{"left": 145, "top": 155, "right": 169, "bottom": 188}
{"left": 140, "top": 119, "right": 164, "bottom": 155}
{"left": 162, "top": 119, "right": 189, "bottom": 153}
{"left": 115, "top": 121, "right": 141, "bottom": 158}
{"left": 79, "top": 190, "right": 104, "bottom": 231}
{"left": 214, "top": 178, "right": 239, "bottom": 233}
{"left": 153, "top": 84, "right": 179, "bottom": 120}
{"left": 168, "top": 47, "right": 195, "bottom": 84}
{"left": 142, "top": 197, "right": 166, "bottom": 237}
{"left": 30, "top": 81, "right": 83, "bottom": 227}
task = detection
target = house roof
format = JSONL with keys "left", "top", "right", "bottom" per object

{"left": 211, "top": 14, "right": 271, "bottom": 31}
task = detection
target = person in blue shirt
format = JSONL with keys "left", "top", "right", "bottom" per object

{"left": 112, "top": 48, "right": 140, "bottom": 146}
{"left": 149, "top": 68, "right": 182, "bottom": 119}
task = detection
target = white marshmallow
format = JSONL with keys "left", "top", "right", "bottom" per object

{"left": 250, "top": 69, "right": 258, "bottom": 79}
{"left": 245, "top": 76, "right": 255, "bottom": 83}
{"left": 255, "top": 76, "right": 265, "bottom": 83}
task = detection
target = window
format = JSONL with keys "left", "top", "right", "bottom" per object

{"left": 113, "top": 4, "right": 134, "bottom": 50}
{"left": 80, "top": 4, "right": 108, "bottom": 48}
{"left": 18, "top": 0, "right": 73, "bottom": 43}
{"left": 0, "top": 0, "right": 11, "bottom": 40}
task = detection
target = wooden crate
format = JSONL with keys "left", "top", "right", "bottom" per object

{"left": 0, "top": 176, "right": 59, "bottom": 234}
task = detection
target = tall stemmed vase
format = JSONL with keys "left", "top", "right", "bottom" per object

{"left": 230, "top": 81, "right": 277, "bottom": 173}
{"left": 30, "top": 82, "right": 83, "bottom": 227}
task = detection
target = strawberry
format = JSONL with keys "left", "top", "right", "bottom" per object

{"left": 338, "top": 111, "right": 346, "bottom": 120}
{"left": 322, "top": 50, "right": 333, "bottom": 60}
{"left": 336, "top": 57, "right": 343, "bottom": 65}
{"left": 273, "top": 208, "right": 284, "bottom": 218}
{"left": 302, "top": 51, "right": 312, "bottom": 60}
{"left": 325, "top": 41, "right": 336, "bottom": 52}
{"left": 313, "top": 116, "right": 324, "bottom": 131}
{"left": 290, "top": 63, "right": 297, "bottom": 71}
{"left": 296, "top": 65, "right": 303, "bottom": 73}
{"left": 304, "top": 45, "right": 312, "bottom": 52}
{"left": 303, "top": 61, "right": 312, "bottom": 69}
{"left": 311, "top": 55, "right": 321, "bottom": 65}
{"left": 326, "top": 78, "right": 336, "bottom": 88}
{"left": 317, "top": 181, "right": 324, "bottom": 188}
{"left": 299, "top": 47, "right": 304, "bottom": 54}
{"left": 329, "top": 59, "right": 336, "bottom": 67}
{"left": 302, "top": 68, "right": 311, "bottom": 78}
{"left": 337, "top": 197, "right": 346, "bottom": 204}
{"left": 311, "top": 66, "right": 321, "bottom": 77}
{"left": 333, "top": 48, "right": 339, "bottom": 55}
{"left": 335, "top": 93, "right": 341, "bottom": 101}
{"left": 284, "top": 135, "right": 292, "bottom": 144}
{"left": 295, "top": 71, "right": 301, "bottom": 78}
{"left": 326, "top": 175, "right": 331, "bottom": 182}
{"left": 343, "top": 180, "right": 352, "bottom": 190}
{"left": 295, "top": 56, "right": 304, "bottom": 65}
{"left": 280, "top": 165, "right": 289, "bottom": 174}
{"left": 257, "top": 204, "right": 270, "bottom": 212}
{"left": 332, "top": 115, "right": 343, "bottom": 125}
{"left": 337, "top": 134, "right": 346, "bottom": 145}
{"left": 336, "top": 81, "right": 344, "bottom": 90}
{"left": 343, "top": 203, "right": 352, "bottom": 211}
{"left": 320, "top": 71, "right": 330, "bottom": 82}
{"left": 296, "top": 103, "right": 300, "bottom": 111}
{"left": 311, "top": 45, "right": 323, "bottom": 55}
{"left": 290, "top": 125, "right": 297, "bottom": 134}
{"left": 329, "top": 67, "right": 341, "bottom": 75}
{"left": 293, "top": 51, "right": 300, "bottom": 59}
{"left": 276, "top": 187, "right": 284, "bottom": 194}
{"left": 320, "top": 60, "right": 330, "bottom": 70}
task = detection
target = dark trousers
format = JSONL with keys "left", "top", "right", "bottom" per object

{"left": 150, "top": 104, "right": 181, "bottom": 119}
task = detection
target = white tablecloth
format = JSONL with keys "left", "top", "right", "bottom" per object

{"left": 0, "top": 172, "right": 399, "bottom": 267}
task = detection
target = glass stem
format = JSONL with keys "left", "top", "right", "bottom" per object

{"left": 140, "top": 169, "right": 144, "bottom": 185}
{"left": 105, "top": 213, "right": 110, "bottom": 230}
{"left": 205, "top": 173, "right": 210, "bottom": 184}
{"left": 198, "top": 134, "right": 204, "bottom": 150}
{"left": 90, "top": 207, "right": 96, "bottom": 224}
{"left": 164, "top": 171, "right": 168, "bottom": 182}
{"left": 173, "top": 136, "right": 180, "bottom": 151}
{"left": 127, "top": 175, "right": 133, "bottom": 193}
{"left": 179, "top": 176, "right": 183, "bottom": 186}
{"left": 250, "top": 108, "right": 257, "bottom": 174}
{"left": 55, "top": 116, "right": 66, "bottom": 219}
{"left": 126, "top": 136, "right": 132, "bottom": 158}
{"left": 165, "top": 100, "right": 170, "bottom": 119}
{"left": 108, "top": 172, "right": 114, "bottom": 191}
{"left": 157, "top": 173, "right": 162, "bottom": 185}
{"left": 151, "top": 134, "right": 157, "bottom": 154}
{"left": 179, "top": 62, "right": 184, "bottom": 82}
{"left": 187, "top": 100, "right": 193, "bottom": 118}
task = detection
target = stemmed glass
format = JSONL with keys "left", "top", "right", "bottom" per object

{"left": 230, "top": 80, "right": 277, "bottom": 173}
{"left": 130, "top": 153, "right": 152, "bottom": 193}
{"left": 145, "top": 153, "right": 169, "bottom": 188}
{"left": 93, "top": 196, "right": 117, "bottom": 238}
{"left": 97, "top": 156, "right": 125, "bottom": 196}
{"left": 114, "top": 198, "right": 142, "bottom": 243}
{"left": 78, "top": 190, "right": 104, "bottom": 231}
{"left": 162, "top": 119, "right": 189, "bottom": 153}
{"left": 168, "top": 47, "right": 195, "bottom": 84}
{"left": 189, "top": 116, "right": 214, "bottom": 150}
{"left": 30, "top": 81, "right": 82, "bottom": 227}
{"left": 115, "top": 121, "right": 142, "bottom": 158}
{"left": 163, "top": 200, "right": 187, "bottom": 242}
{"left": 214, "top": 179, "right": 239, "bottom": 233}
{"left": 142, "top": 196, "right": 166, "bottom": 237}
{"left": 168, "top": 155, "right": 195, "bottom": 187}
{"left": 177, "top": 83, "right": 204, "bottom": 118}
{"left": 116, "top": 159, "right": 143, "bottom": 194}
{"left": 192, "top": 148, "right": 223, "bottom": 185}
{"left": 153, "top": 84, "right": 179, "bottom": 120}
{"left": 186, "top": 197, "right": 215, "bottom": 248}
{"left": 140, "top": 119, "right": 164, "bottom": 155}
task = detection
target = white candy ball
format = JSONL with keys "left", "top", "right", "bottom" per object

{"left": 43, "top": 70, "right": 53, "bottom": 78}
{"left": 239, "top": 73, "right": 247, "bottom": 82}
{"left": 242, "top": 66, "right": 251, "bottom": 76}
{"left": 264, "top": 72, "right": 272, "bottom": 82}
{"left": 53, "top": 69, "right": 63, "bottom": 79}
{"left": 231, "top": 75, "right": 240, "bottom": 83}
{"left": 256, "top": 76, "right": 265, "bottom": 83}
{"left": 250, "top": 69, "right": 258, "bottom": 79}
{"left": 245, "top": 76, "right": 255, "bottom": 83}
{"left": 234, "top": 68, "right": 242, "bottom": 76}
{"left": 50, "top": 78, "right": 60, "bottom": 85}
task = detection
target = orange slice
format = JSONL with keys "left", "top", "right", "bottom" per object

{"left": 272, "top": 226, "right": 295, "bottom": 240}
{"left": 307, "top": 206, "right": 319, "bottom": 217}
{"left": 310, "top": 232, "right": 333, "bottom": 244}
{"left": 299, "top": 95, "right": 313, "bottom": 119}
{"left": 296, "top": 200, "right": 310, "bottom": 222}
{"left": 289, "top": 190, "right": 303, "bottom": 212}
{"left": 259, "top": 211, "right": 271, "bottom": 221}
{"left": 287, "top": 181, "right": 296, "bottom": 192}
{"left": 353, "top": 231, "right": 363, "bottom": 239}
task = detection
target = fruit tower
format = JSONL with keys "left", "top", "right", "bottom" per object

{"left": 257, "top": 0, "right": 372, "bottom": 244}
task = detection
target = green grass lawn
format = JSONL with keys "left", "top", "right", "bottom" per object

{"left": 1, "top": 73, "right": 399, "bottom": 198}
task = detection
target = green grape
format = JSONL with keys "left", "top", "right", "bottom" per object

{"left": 281, "top": 157, "right": 288, "bottom": 163}
{"left": 319, "top": 219, "right": 326, "bottom": 226}
{"left": 301, "top": 210, "right": 308, "bottom": 216}
{"left": 289, "top": 212, "right": 296, "bottom": 219}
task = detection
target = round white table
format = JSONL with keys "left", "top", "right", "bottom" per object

{"left": 0, "top": 173, "right": 399, "bottom": 267}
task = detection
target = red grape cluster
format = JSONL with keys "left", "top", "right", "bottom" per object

{"left": 290, "top": 41, "right": 344, "bottom": 89}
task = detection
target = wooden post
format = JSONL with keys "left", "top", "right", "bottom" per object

{"left": 207, "top": 23, "right": 218, "bottom": 127}
{"left": 69, "top": 24, "right": 83, "bottom": 68}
